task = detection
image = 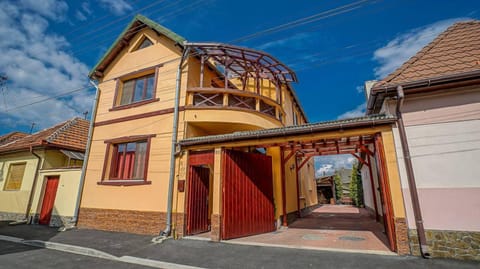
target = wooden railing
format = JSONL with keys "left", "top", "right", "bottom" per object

{"left": 186, "top": 87, "right": 284, "bottom": 122}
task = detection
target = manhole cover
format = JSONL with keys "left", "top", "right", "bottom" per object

{"left": 338, "top": 236, "right": 365, "bottom": 241}
{"left": 302, "top": 234, "right": 324, "bottom": 241}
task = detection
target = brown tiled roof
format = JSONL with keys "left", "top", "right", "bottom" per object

{"left": 0, "top": 132, "right": 28, "bottom": 146}
{"left": 374, "top": 20, "right": 480, "bottom": 89}
{"left": 0, "top": 118, "right": 89, "bottom": 154}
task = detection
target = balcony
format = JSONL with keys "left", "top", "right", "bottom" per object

{"left": 186, "top": 87, "right": 283, "bottom": 121}
{"left": 184, "top": 43, "right": 298, "bottom": 125}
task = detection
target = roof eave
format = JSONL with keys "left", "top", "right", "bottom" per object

{"left": 179, "top": 115, "right": 396, "bottom": 147}
{"left": 367, "top": 70, "right": 480, "bottom": 114}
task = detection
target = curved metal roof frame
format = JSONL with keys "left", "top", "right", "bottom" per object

{"left": 185, "top": 42, "right": 298, "bottom": 84}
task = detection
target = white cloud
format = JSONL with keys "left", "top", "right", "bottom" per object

{"left": 316, "top": 164, "right": 335, "bottom": 177}
{"left": 0, "top": 1, "right": 93, "bottom": 130}
{"left": 99, "top": 0, "right": 133, "bottom": 16}
{"left": 75, "top": 10, "right": 87, "bottom": 21}
{"left": 81, "top": 2, "right": 92, "bottom": 15}
{"left": 373, "top": 18, "right": 468, "bottom": 79}
{"left": 256, "top": 33, "right": 309, "bottom": 50}
{"left": 19, "top": 0, "right": 68, "bottom": 21}
{"left": 336, "top": 102, "right": 366, "bottom": 119}
{"left": 315, "top": 154, "right": 357, "bottom": 177}
{"left": 356, "top": 85, "right": 364, "bottom": 93}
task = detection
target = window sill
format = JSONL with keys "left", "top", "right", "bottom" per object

{"left": 109, "top": 98, "right": 159, "bottom": 111}
{"left": 97, "top": 180, "right": 152, "bottom": 186}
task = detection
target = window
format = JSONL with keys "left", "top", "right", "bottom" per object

{"left": 118, "top": 74, "right": 155, "bottom": 106}
{"left": 136, "top": 37, "right": 153, "bottom": 50}
{"left": 4, "top": 163, "right": 26, "bottom": 191}
{"left": 110, "top": 141, "right": 148, "bottom": 180}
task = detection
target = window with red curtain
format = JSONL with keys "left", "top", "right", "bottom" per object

{"left": 110, "top": 141, "right": 147, "bottom": 180}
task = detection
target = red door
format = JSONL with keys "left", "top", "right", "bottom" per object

{"left": 186, "top": 166, "right": 210, "bottom": 235}
{"left": 222, "top": 149, "right": 275, "bottom": 240}
{"left": 39, "top": 176, "right": 60, "bottom": 225}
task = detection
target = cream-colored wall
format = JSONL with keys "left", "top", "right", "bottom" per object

{"left": 81, "top": 113, "right": 181, "bottom": 212}
{"left": 96, "top": 28, "right": 185, "bottom": 124}
{"left": 0, "top": 152, "right": 40, "bottom": 215}
{"left": 0, "top": 150, "right": 81, "bottom": 219}
{"left": 32, "top": 168, "right": 82, "bottom": 217}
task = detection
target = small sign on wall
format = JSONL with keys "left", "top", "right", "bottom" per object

{"left": 178, "top": 179, "right": 185, "bottom": 192}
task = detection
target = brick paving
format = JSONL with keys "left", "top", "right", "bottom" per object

{"left": 228, "top": 205, "right": 392, "bottom": 253}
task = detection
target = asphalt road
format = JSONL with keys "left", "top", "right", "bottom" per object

{"left": 0, "top": 241, "right": 151, "bottom": 269}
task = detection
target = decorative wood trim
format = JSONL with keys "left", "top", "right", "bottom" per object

{"left": 185, "top": 105, "right": 283, "bottom": 124}
{"left": 109, "top": 98, "right": 160, "bottom": 111}
{"left": 95, "top": 106, "right": 185, "bottom": 127}
{"left": 97, "top": 180, "right": 152, "bottom": 186}
{"left": 104, "top": 134, "right": 156, "bottom": 144}
{"left": 144, "top": 136, "right": 152, "bottom": 180}
{"left": 115, "top": 63, "right": 164, "bottom": 81}
{"left": 101, "top": 143, "right": 111, "bottom": 181}
{"left": 112, "top": 79, "right": 120, "bottom": 108}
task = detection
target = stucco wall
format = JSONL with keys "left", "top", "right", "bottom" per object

{"left": 390, "top": 87, "right": 480, "bottom": 232}
{"left": 0, "top": 152, "right": 41, "bottom": 216}
{"left": 33, "top": 168, "right": 82, "bottom": 218}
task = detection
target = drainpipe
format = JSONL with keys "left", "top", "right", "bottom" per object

{"left": 10, "top": 146, "right": 42, "bottom": 225}
{"left": 67, "top": 80, "right": 100, "bottom": 230}
{"left": 160, "top": 46, "right": 190, "bottom": 237}
{"left": 395, "top": 85, "right": 430, "bottom": 258}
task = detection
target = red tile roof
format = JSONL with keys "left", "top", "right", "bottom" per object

{"left": 0, "top": 132, "right": 28, "bottom": 146}
{"left": 374, "top": 20, "right": 480, "bottom": 89}
{"left": 0, "top": 118, "right": 90, "bottom": 154}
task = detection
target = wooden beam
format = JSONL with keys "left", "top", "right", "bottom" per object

{"left": 351, "top": 153, "right": 369, "bottom": 167}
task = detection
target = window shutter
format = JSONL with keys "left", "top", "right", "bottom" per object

{"left": 4, "top": 163, "right": 26, "bottom": 191}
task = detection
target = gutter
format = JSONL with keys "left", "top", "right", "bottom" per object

{"left": 69, "top": 80, "right": 100, "bottom": 230}
{"left": 395, "top": 86, "right": 430, "bottom": 258}
{"left": 10, "top": 146, "right": 43, "bottom": 225}
{"left": 367, "top": 70, "right": 480, "bottom": 114}
{"left": 160, "top": 46, "right": 191, "bottom": 237}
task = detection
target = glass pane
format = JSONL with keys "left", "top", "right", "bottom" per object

{"left": 120, "top": 80, "right": 134, "bottom": 105}
{"left": 126, "top": 142, "right": 136, "bottom": 152}
{"left": 138, "top": 38, "right": 153, "bottom": 50}
{"left": 134, "top": 79, "right": 144, "bottom": 102}
{"left": 145, "top": 75, "right": 155, "bottom": 100}
{"left": 133, "top": 141, "right": 147, "bottom": 179}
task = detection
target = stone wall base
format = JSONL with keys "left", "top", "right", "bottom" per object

{"left": 409, "top": 229, "right": 480, "bottom": 261}
{"left": 0, "top": 211, "right": 25, "bottom": 222}
{"left": 77, "top": 207, "right": 185, "bottom": 236}
{"left": 31, "top": 214, "right": 74, "bottom": 228}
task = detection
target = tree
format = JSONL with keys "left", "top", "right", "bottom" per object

{"left": 333, "top": 173, "right": 343, "bottom": 201}
{"left": 350, "top": 162, "right": 364, "bottom": 207}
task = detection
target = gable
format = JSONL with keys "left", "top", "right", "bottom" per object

{"left": 89, "top": 14, "right": 186, "bottom": 80}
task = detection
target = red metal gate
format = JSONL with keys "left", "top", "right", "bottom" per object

{"left": 222, "top": 149, "right": 275, "bottom": 239}
{"left": 39, "top": 176, "right": 59, "bottom": 225}
{"left": 186, "top": 166, "right": 210, "bottom": 235}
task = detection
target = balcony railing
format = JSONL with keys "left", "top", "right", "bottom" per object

{"left": 186, "top": 87, "right": 284, "bottom": 122}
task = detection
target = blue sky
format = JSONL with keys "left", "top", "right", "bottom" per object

{"left": 0, "top": 0, "right": 478, "bottom": 136}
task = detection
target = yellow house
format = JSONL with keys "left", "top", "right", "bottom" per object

{"left": 0, "top": 117, "right": 89, "bottom": 227}
{"left": 78, "top": 14, "right": 317, "bottom": 238}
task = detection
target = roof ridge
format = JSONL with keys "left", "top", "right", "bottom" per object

{"left": 379, "top": 21, "right": 461, "bottom": 86}
{"left": 45, "top": 117, "right": 79, "bottom": 143}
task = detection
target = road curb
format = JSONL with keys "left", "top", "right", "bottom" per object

{"left": 119, "top": 256, "right": 207, "bottom": 269}
{"left": 22, "top": 240, "right": 118, "bottom": 260}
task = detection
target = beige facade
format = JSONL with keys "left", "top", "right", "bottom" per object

{"left": 78, "top": 15, "right": 316, "bottom": 236}
{"left": 0, "top": 150, "right": 83, "bottom": 227}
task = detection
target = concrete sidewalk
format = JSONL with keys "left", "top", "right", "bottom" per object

{"left": 0, "top": 223, "right": 478, "bottom": 269}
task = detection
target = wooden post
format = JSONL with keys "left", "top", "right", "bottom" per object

{"left": 200, "top": 56, "right": 205, "bottom": 88}
{"left": 280, "top": 148, "right": 288, "bottom": 226}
